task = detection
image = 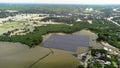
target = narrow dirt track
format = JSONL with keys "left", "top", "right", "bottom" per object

{"left": 28, "top": 48, "right": 54, "bottom": 68}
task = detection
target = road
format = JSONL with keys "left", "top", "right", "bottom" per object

{"left": 107, "top": 17, "right": 120, "bottom": 26}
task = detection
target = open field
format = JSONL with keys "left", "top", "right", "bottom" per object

{"left": 0, "top": 22, "right": 21, "bottom": 29}
{"left": 0, "top": 22, "right": 24, "bottom": 35}
{"left": 0, "top": 13, "right": 65, "bottom": 35}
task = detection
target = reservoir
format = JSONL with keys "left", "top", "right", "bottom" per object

{"left": 0, "top": 30, "right": 103, "bottom": 68}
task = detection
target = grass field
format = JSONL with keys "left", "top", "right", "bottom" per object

{"left": 0, "top": 22, "right": 24, "bottom": 35}
{"left": 117, "top": 42, "right": 120, "bottom": 45}
{"left": 112, "top": 61, "right": 118, "bottom": 68}
{"left": 0, "top": 21, "right": 35, "bottom": 35}
{"left": 0, "top": 22, "right": 21, "bottom": 29}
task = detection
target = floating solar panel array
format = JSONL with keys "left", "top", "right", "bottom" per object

{"left": 43, "top": 34, "right": 90, "bottom": 52}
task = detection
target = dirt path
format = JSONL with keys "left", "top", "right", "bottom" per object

{"left": 28, "top": 48, "right": 54, "bottom": 68}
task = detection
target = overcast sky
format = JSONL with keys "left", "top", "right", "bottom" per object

{"left": 0, "top": 0, "right": 120, "bottom": 4}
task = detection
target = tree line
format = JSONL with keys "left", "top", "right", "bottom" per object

{"left": 0, "top": 19, "right": 119, "bottom": 48}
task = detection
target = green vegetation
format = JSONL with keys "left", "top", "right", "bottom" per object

{"left": 0, "top": 4, "right": 82, "bottom": 16}
{"left": 0, "top": 12, "right": 17, "bottom": 18}
{"left": 112, "top": 17, "right": 120, "bottom": 24}
{"left": 40, "top": 16, "right": 76, "bottom": 24}
{"left": 110, "top": 55, "right": 118, "bottom": 68}
{"left": 0, "top": 22, "right": 21, "bottom": 29}
{"left": 87, "top": 61, "right": 102, "bottom": 68}
{"left": 78, "top": 65, "right": 84, "bottom": 68}
{"left": 0, "top": 4, "right": 120, "bottom": 68}
{"left": 0, "top": 19, "right": 119, "bottom": 48}
{"left": 88, "top": 49, "right": 118, "bottom": 68}
{"left": 91, "top": 49, "right": 107, "bottom": 56}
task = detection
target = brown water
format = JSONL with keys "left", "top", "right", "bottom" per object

{"left": 0, "top": 30, "right": 103, "bottom": 68}
{"left": 0, "top": 42, "right": 50, "bottom": 68}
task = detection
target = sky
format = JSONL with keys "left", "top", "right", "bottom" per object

{"left": 0, "top": 0, "right": 120, "bottom": 4}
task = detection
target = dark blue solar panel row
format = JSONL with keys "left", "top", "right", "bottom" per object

{"left": 43, "top": 34, "right": 90, "bottom": 52}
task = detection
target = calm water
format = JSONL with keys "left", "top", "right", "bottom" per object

{"left": 43, "top": 34, "right": 89, "bottom": 52}
{"left": 0, "top": 42, "right": 50, "bottom": 68}
{"left": 0, "top": 30, "right": 103, "bottom": 68}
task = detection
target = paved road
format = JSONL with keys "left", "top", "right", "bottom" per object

{"left": 107, "top": 17, "right": 120, "bottom": 26}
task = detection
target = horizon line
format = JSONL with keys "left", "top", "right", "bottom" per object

{"left": 0, "top": 2, "right": 120, "bottom": 5}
